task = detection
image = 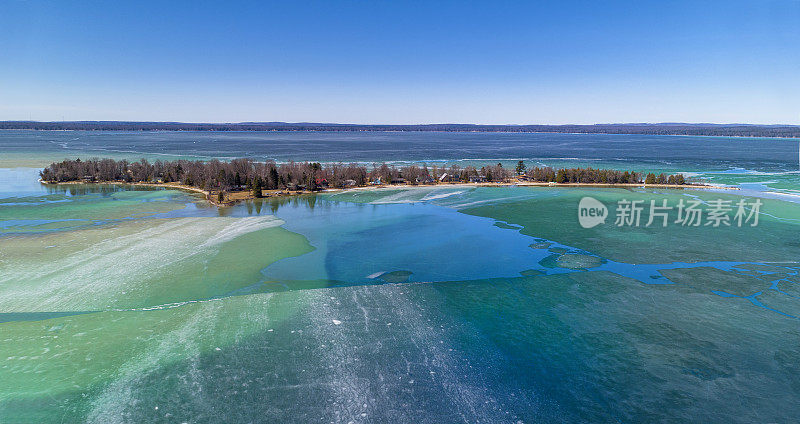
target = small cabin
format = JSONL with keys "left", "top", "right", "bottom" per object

{"left": 416, "top": 175, "right": 434, "bottom": 184}
{"left": 469, "top": 175, "right": 487, "bottom": 183}
{"left": 343, "top": 179, "right": 357, "bottom": 187}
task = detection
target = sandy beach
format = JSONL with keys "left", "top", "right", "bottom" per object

{"left": 41, "top": 178, "right": 736, "bottom": 207}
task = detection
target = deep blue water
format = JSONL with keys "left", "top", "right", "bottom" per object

{"left": 3, "top": 129, "right": 800, "bottom": 172}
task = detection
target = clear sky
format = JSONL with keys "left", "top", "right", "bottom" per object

{"left": 1, "top": 0, "right": 799, "bottom": 124}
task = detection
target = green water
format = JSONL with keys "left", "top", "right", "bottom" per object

{"left": 3, "top": 132, "right": 800, "bottom": 422}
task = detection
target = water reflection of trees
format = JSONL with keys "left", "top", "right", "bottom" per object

{"left": 43, "top": 183, "right": 165, "bottom": 197}
{"left": 42, "top": 182, "right": 333, "bottom": 218}
{"left": 241, "top": 194, "right": 324, "bottom": 216}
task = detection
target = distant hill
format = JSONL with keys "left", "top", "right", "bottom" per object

{"left": 2, "top": 121, "right": 799, "bottom": 138}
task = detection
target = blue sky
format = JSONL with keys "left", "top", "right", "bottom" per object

{"left": 1, "top": 0, "right": 799, "bottom": 124}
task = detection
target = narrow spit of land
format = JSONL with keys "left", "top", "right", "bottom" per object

{"left": 41, "top": 180, "right": 730, "bottom": 206}
{"left": 39, "top": 158, "right": 729, "bottom": 206}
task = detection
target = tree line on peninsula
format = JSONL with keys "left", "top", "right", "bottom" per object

{"left": 526, "top": 166, "right": 686, "bottom": 185}
{"left": 39, "top": 158, "right": 688, "bottom": 195}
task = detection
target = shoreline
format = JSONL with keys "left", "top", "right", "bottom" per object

{"left": 40, "top": 179, "right": 737, "bottom": 206}
{"left": 6, "top": 128, "right": 800, "bottom": 140}
{"left": 40, "top": 179, "right": 225, "bottom": 204}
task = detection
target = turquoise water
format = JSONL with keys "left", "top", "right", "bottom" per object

{"left": 2, "top": 132, "right": 800, "bottom": 422}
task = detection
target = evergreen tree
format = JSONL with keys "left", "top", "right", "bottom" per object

{"left": 516, "top": 160, "right": 526, "bottom": 175}
{"left": 252, "top": 177, "right": 262, "bottom": 198}
{"left": 307, "top": 174, "right": 317, "bottom": 191}
{"left": 269, "top": 167, "right": 280, "bottom": 189}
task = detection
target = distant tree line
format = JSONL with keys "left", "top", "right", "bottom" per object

{"left": 6, "top": 121, "right": 800, "bottom": 137}
{"left": 39, "top": 158, "right": 689, "bottom": 194}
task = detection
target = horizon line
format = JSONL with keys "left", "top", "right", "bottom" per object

{"left": 3, "top": 120, "right": 800, "bottom": 127}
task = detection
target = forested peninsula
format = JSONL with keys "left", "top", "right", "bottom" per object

{"left": 40, "top": 158, "right": 697, "bottom": 205}
{"left": 6, "top": 121, "right": 800, "bottom": 138}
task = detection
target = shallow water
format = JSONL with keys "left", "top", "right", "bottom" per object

{"left": 2, "top": 132, "right": 800, "bottom": 423}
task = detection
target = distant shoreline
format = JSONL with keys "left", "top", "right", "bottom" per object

{"left": 6, "top": 128, "right": 800, "bottom": 141}
{"left": 4, "top": 121, "right": 800, "bottom": 139}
